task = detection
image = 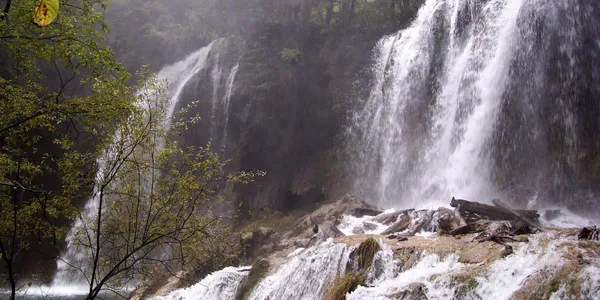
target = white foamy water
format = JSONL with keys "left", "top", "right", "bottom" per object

{"left": 248, "top": 239, "right": 350, "bottom": 300}
{"left": 538, "top": 207, "right": 598, "bottom": 228}
{"left": 348, "top": 253, "right": 462, "bottom": 300}
{"left": 338, "top": 212, "right": 392, "bottom": 236}
{"left": 350, "top": 0, "right": 600, "bottom": 213}
{"left": 468, "top": 233, "right": 566, "bottom": 299}
{"left": 351, "top": 0, "right": 526, "bottom": 208}
{"left": 149, "top": 225, "right": 600, "bottom": 300}
{"left": 152, "top": 267, "right": 249, "bottom": 300}
{"left": 364, "top": 241, "right": 398, "bottom": 286}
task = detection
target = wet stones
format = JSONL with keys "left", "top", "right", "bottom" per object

{"left": 390, "top": 282, "right": 428, "bottom": 300}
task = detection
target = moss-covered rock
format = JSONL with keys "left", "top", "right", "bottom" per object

{"left": 389, "top": 282, "right": 428, "bottom": 300}
{"left": 356, "top": 238, "right": 381, "bottom": 271}
{"left": 325, "top": 272, "right": 365, "bottom": 300}
{"left": 235, "top": 258, "right": 270, "bottom": 300}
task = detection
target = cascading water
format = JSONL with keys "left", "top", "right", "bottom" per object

{"left": 350, "top": 0, "right": 600, "bottom": 211}
{"left": 49, "top": 40, "right": 221, "bottom": 293}
{"left": 248, "top": 240, "right": 350, "bottom": 300}
{"left": 153, "top": 267, "right": 250, "bottom": 300}
{"left": 175, "top": 36, "right": 245, "bottom": 157}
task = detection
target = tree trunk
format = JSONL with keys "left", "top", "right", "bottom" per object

{"left": 381, "top": 213, "right": 411, "bottom": 235}
{"left": 300, "top": 0, "right": 311, "bottom": 27}
{"left": 325, "top": 0, "right": 334, "bottom": 25}
{"left": 492, "top": 199, "right": 543, "bottom": 231}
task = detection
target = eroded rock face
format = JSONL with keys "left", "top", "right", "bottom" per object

{"left": 154, "top": 271, "right": 190, "bottom": 297}
{"left": 240, "top": 227, "right": 282, "bottom": 263}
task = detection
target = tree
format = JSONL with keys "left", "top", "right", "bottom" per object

{"left": 60, "top": 72, "right": 263, "bottom": 299}
{"left": 0, "top": 0, "right": 134, "bottom": 299}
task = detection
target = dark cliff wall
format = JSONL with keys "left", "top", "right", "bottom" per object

{"left": 173, "top": 2, "right": 426, "bottom": 215}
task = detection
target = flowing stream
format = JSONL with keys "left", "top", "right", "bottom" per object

{"left": 156, "top": 216, "right": 600, "bottom": 300}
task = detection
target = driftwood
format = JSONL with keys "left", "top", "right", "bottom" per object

{"left": 473, "top": 233, "right": 517, "bottom": 245}
{"left": 373, "top": 209, "right": 413, "bottom": 225}
{"left": 492, "top": 199, "right": 542, "bottom": 232}
{"left": 407, "top": 211, "right": 435, "bottom": 235}
{"left": 454, "top": 205, "right": 468, "bottom": 227}
{"left": 449, "top": 204, "right": 470, "bottom": 236}
{"left": 450, "top": 197, "right": 540, "bottom": 220}
{"left": 381, "top": 213, "right": 411, "bottom": 235}
{"left": 451, "top": 219, "right": 490, "bottom": 236}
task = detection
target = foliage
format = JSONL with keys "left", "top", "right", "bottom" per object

{"left": 356, "top": 237, "right": 380, "bottom": 271}
{"left": 33, "top": 0, "right": 59, "bottom": 27}
{"left": 280, "top": 48, "right": 301, "bottom": 64}
{"left": 325, "top": 238, "right": 380, "bottom": 300}
{"left": 0, "top": 0, "right": 133, "bottom": 298}
{"left": 325, "top": 272, "right": 364, "bottom": 300}
{"left": 63, "top": 72, "right": 263, "bottom": 299}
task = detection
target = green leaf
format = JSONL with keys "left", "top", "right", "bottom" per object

{"left": 33, "top": 0, "right": 59, "bottom": 27}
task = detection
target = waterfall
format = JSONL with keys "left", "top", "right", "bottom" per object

{"left": 50, "top": 40, "right": 218, "bottom": 291}
{"left": 350, "top": 0, "right": 600, "bottom": 210}
{"left": 207, "top": 53, "right": 242, "bottom": 154}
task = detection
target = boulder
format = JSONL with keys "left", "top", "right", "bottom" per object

{"left": 240, "top": 227, "right": 281, "bottom": 262}
{"left": 390, "top": 282, "right": 428, "bottom": 300}
{"left": 381, "top": 213, "right": 412, "bottom": 235}
{"left": 372, "top": 210, "right": 413, "bottom": 225}
{"left": 435, "top": 208, "right": 462, "bottom": 234}
{"left": 287, "top": 194, "right": 382, "bottom": 239}
{"left": 154, "top": 271, "right": 189, "bottom": 296}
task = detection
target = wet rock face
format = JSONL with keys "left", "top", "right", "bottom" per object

{"left": 289, "top": 194, "right": 382, "bottom": 240}
{"left": 391, "top": 282, "right": 428, "bottom": 300}
{"left": 240, "top": 227, "right": 281, "bottom": 263}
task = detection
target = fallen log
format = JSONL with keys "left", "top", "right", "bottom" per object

{"left": 381, "top": 213, "right": 411, "bottom": 235}
{"left": 492, "top": 199, "right": 543, "bottom": 232}
{"left": 450, "top": 197, "right": 540, "bottom": 220}
{"left": 407, "top": 211, "right": 435, "bottom": 235}
{"left": 450, "top": 219, "right": 489, "bottom": 236}
{"left": 473, "top": 233, "right": 517, "bottom": 245}
{"left": 454, "top": 204, "right": 468, "bottom": 227}
{"left": 373, "top": 209, "right": 413, "bottom": 225}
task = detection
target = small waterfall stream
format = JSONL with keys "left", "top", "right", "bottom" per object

{"left": 50, "top": 40, "right": 221, "bottom": 292}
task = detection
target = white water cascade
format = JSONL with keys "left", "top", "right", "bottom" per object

{"left": 154, "top": 222, "right": 600, "bottom": 300}
{"left": 48, "top": 40, "right": 219, "bottom": 294}
{"left": 248, "top": 240, "right": 350, "bottom": 300}
{"left": 350, "top": 0, "right": 600, "bottom": 210}
{"left": 153, "top": 267, "right": 250, "bottom": 300}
